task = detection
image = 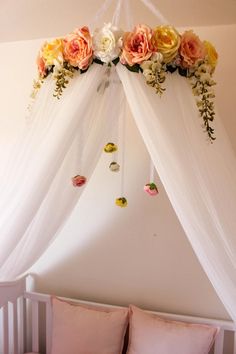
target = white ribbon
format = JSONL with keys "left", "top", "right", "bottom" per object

{"left": 124, "top": 0, "right": 134, "bottom": 29}
{"left": 149, "top": 159, "right": 155, "bottom": 183}
{"left": 89, "top": 0, "right": 114, "bottom": 28}
{"left": 139, "top": 0, "right": 169, "bottom": 24}
{"left": 112, "top": 0, "right": 123, "bottom": 27}
{"left": 90, "top": 0, "right": 169, "bottom": 30}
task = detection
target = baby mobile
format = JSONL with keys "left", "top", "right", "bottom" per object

{"left": 102, "top": 107, "right": 159, "bottom": 208}
{"left": 33, "top": 20, "right": 218, "bottom": 207}
{"left": 71, "top": 94, "right": 159, "bottom": 207}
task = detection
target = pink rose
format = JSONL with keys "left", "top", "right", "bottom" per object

{"left": 63, "top": 26, "right": 93, "bottom": 70}
{"left": 179, "top": 30, "right": 206, "bottom": 68}
{"left": 120, "top": 24, "right": 155, "bottom": 66}
{"left": 144, "top": 183, "right": 158, "bottom": 196}
{"left": 37, "top": 53, "right": 47, "bottom": 77}
{"left": 71, "top": 175, "right": 87, "bottom": 187}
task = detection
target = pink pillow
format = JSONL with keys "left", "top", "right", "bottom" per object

{"left": 50, "top": 297, "right": 129, "bottom": 354}
{"left": 127, "top": 305, "right": 219, "bottom": 354}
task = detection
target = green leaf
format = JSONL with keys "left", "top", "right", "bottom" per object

{"left": 178, "top": 67, "right": 187, "bottom": 77}
{"left": 125, "top": 63, "right": 140, "bottom": 73}
{"left": 80, "top": 67, "right": 89, "bottom": 74}
{"left": 93, "top": 57, "right": 104, "bottom": 65}
{"left": 166, "top": 65, "right": 177, "bottom": 74}
{"left": 112, "top": 57, "right": 120, "bottom": 66}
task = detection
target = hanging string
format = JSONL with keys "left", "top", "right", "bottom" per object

{"left": 149, "top": 159, "right": 155, "bottom": 183}
{"left": 143, "top": 158, "right": 159, "bottom": 196}
{"left": 139, "top": 0, "right": 169, "bottom": 24}
{"left": 103, "top": 66, "right": 120, "bottom": 144}
{"left": 114, "top": 93, "right": 127, "bottom": 207}
{"left": 103, "top": 66, "right": 121, "bottom": 174}
{"left": 124, "top": 0, "right": 134, "bottom": 30}
{"left": 120, "top": 100, "right": 126, "bottom": 197}
{"left": 71, "top": 111, "right": 88, "bottom": 188}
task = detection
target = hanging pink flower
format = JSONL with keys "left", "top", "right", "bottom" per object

{"left": 144, "top": 182, "right": 158, "bottom": 196}
{"left": 71, "top": 175, "right": 87, "bottom": 187}
{"left": 63, "top": 26, "right": 93, "bottom": 70}
{"left": 120, "top": 24, "right": 155, "bottom": 66}
{"left": 179, "top": 30, "right": 206, "bottom": 68}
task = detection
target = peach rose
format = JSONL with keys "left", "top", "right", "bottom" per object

{"left": 63, "top": 26, "right": 93, "bottom": 70}
{"left": 152, "top": 25, "right": 181, "bottom": 63}
{"left": 179, "top": 30, "right": 206, "bottom": 68}
{"left": 120, "top": 24, "right": 155, "bottom": 66}
{"left": 37, "top": 53, "right": 47, "bottom": 77}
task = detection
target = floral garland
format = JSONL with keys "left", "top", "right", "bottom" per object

{"left": 33, "top": 23, "right": 218, "bottom": 142}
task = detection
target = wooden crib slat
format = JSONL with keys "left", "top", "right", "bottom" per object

{"left": 214, "top": 329, "right": 224, "bottom": 354}
{"left": 3, "top": 304, "right": 9, "bottom": 354}
{"left": 32, "top": 300, "right": 39, "bottom": 353}
{"left": 12, "top": 300, "right": 18, "bottom": 354}
{"left": 18, "top": 296, "right": 25, "bottom": 354}
{"left": 46, "top": 300, "right": 52, "bottom": 354}
{"left": 233, "top": 331, "right": 236, "bottom": 354}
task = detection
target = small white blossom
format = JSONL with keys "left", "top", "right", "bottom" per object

{"left": 151, "top": 52, "right": 163, "bottom": 63}
{"left": 199, "top": 72, "right": 211, "bottom": 83}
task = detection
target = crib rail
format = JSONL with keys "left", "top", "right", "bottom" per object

{"left": 0, "top": 277, "right": 26, "bottom": 354}
{"left": 1, "top": 275, "right": 236, "bottom": 354}
{"left": 24, "top": 291, "right": 236, "bottom": 354}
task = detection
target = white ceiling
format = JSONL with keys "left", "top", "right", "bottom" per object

{"left": 0, "top": 0, "right": 236, "bottom": 43}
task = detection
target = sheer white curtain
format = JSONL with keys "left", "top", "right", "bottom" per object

{"left": 117, "top": 64, "right": 236, "bottom": 323}
{"left": 0, "top": 0, "right": 126, "bottom": 281}
{"left": 0, "top": 65, "right": 124, "bottom": 279}
{"left": 1, "top": 0, "right": 236, "bottom": 325}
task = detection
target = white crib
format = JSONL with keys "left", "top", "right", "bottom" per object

{"left": 0, "top": 275, "right": 236, "bottom": 354}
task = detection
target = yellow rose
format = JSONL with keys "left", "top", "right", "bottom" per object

{"left": 42, "top": 39, "right": 63, "bottom": 66}
{"left": 204, "top": 41, "right": 218, "bottom": 70}
{"left": 152, "top": 25, "right": 180, "bottom": 63}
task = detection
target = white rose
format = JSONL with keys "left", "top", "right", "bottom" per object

{"left": 93, "top": 23, "right": 123, "bottom": 64}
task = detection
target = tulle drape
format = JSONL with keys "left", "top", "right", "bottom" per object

{"left": 0, "top": 65, "right": 125, "bottom": 279}
{"left": 1, "top": 0, "right": 236, "bottom": 325}
{"left": 117, "top": 64, "right": 236, "bottom": 323}
{"left": 1, "top": 52, "right": 236, "bottom": 325}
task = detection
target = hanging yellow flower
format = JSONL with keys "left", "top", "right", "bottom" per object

{"left": 115, "top": 197, "right": 127, "bottom": 207}
{"left": 104, "top": 142, "right": 118, "bottom": 153}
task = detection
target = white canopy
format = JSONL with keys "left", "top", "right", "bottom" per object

{"left": 0, "top": 0, "right": 236, "bottom": 324}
